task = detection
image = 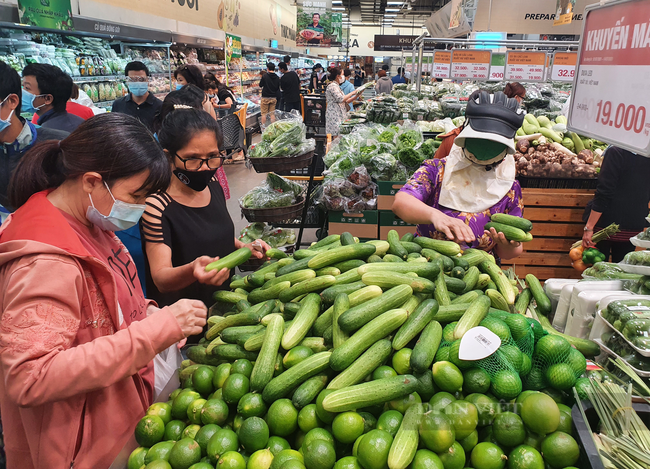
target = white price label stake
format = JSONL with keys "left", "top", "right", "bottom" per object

{"left": 489, "top": 66, "right": 504, "bottom": 81}
{"left": 551, "top": 52, "right": 577, "bottom": 82}
{"left": 505, "top": 51, "right": 547, "bottom": 82}
{"left": 433, "top": 51, "right": 452, "bottom": 79}
{"left": 458, "top": 327, "right": 502, "bottom": 361}
{"left": 568, "top": 0, "right": 650, "bottom": 156}
{"left": 451, "top": 50, "right": 491, "bottom": 81}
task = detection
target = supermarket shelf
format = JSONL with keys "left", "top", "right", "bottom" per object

{"left": 73, "top": 72, "right": 168, "bottom": 83}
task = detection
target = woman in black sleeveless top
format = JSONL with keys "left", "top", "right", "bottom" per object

{"left": 141, "top": 108, "right": 268, "bottom": 342}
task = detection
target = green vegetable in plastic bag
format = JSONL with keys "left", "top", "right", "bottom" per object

{"left": 397, "top": 147, "right": 425, "bottom": 169}
{"left": 266, "top": 173, "right": 302, "bottom": 197}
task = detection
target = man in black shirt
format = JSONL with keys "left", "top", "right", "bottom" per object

{"left": 111, "top": 61, "right": 162, "bottom": 133}
{"left": 21, "top": 63, "right": 84, "bottom": 133}
{"left": 278, "top": 62, "right": 301, "bottom": 113}
{"left": 259, "top": 62, "right": 280, "bottom": 121}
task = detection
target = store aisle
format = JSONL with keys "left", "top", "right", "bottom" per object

{"left": 222, "top": 162, "right": 319, "bottom": 246}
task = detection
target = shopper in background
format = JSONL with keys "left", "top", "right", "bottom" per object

{"left": 504, "top": 82, "right": 526, "bottom": 103}
{"left": 259, "top": 62, "right": 280, "bottom": 120}
{"left": 391, "top": 67, "right": 407, "bottom": 85}
{"left": 204, "top": 72, "right": 239, "bottom": 117}
{"left": 393, "top": 91, "right": 526, "bottom": 259}
{"left": 309, "top": 63, "right": 326, "bottom": 92}
{"left": 325, "top": 67, "right": 363, "bottom": 136}
{"left": 278, "top": 62, "right": 301, "bottom": 113}
{"left": 340, "top": 68, "right": 356, "bottom": 111}
{"left": 353, "top": 65, "right": 366, "bottom": 87}
{"left": 173, "top": 65, "right": 218, "bottom": 120}
{"left": 111, "top": 61, "right": 163, "bottom": 132}
{"left": 30, "top": 83, "right": 94, "bottom": 126}
{"left": 0, "top": 113, "right": 207, "bottom": 469}
{"left": 583, "top": 146, "right": 650, "bottom": 262}
{"left": 375, "top": 69, "right": 393, "bottom": 94}
{"left": 0, "top": 61, "right": 68, "bottom": 215}
{"left": 22, "top": 63, "right": 84, "bottom": 133}
{"left": 141, "top": 107, "right": 269, "bottom": 343}
{"left": 283, "top": 55, "right": 291, "bottom": 69}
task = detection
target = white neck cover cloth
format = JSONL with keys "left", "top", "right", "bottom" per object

{"left": 438, "top": 144, "right": 516, "bottom": 213}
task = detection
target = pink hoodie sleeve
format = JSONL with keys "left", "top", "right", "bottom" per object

{"left": 0, "top": 254, "right": 185, "bottom": 407}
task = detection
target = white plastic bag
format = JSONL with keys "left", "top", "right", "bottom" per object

{"left": 154, "top": 344, "right": 182, "bottom": 400}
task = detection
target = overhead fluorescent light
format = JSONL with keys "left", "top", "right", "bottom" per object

{"left": 384, "top": 14, "right": 397, "bottom": 17}
{"left": 386, "top": 1, "right": 402, "bottom": 4}
{"left": 332, "top": 7, "right": 345, "bottom": 10}
{"left": 332, "top": 0, "right": 343, "bottom": 3}
{"left": 386, "top": 8, "right": 400, "bottom": 11}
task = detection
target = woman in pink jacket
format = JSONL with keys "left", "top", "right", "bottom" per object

{"left": 0, "top": 113, "right": 208, "bottom": 469}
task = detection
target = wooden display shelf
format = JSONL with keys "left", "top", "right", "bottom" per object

{"left": 501, "top": 188, "right": 594, "bottom": 281}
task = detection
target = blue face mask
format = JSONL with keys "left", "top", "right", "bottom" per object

{"left": 128, "top": 82, "right": 149, "bottom": 97}
{"left": 176, "top": 83, "right": 183, "bottom": 91}
{"left": 0, "top": 97, "right": 14, "bottom": 133}
{"left": 86, "top": 181, "right": 146, "bottom": 232}
{"left": 21, "top": 89, "right": 46, "bottom": 114}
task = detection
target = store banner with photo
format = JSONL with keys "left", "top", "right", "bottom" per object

{"left": 296, "top": 0, "right": 343, "bottom": 48}
{"left": 17, "top": 0, "right": 74, "bottom": 30}
{"left": 448, "top": 0, "right": 463, "bottom": 29}
{"left": 225, "top": 33, "right": 242, "bottom": 64}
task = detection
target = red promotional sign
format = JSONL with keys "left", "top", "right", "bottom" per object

{"left": 568, "top": 0, "right": 650, "bottom": 155}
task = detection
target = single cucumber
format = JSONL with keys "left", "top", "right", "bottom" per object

{"left": 433, "top": 304, "right": 470, "bottom": 323}
{"left": 490, "top": 213, "right": 533, "bottom": 232}
{"left": 333, "top": 268, "right": 363, "bottom": 285}
{"left": 461, "top": 249, "right": 489, "bottom": 267}
{"left": 278, "top": 275, "right": 336, "bottom": 303}
{"left": 327, "top": 339, "right": 392, "bottom": 390}
{"left": 186, "top": 346, "right": 223, "bottom": 366}
{"left": 220, "top": 325, "right": 265, "bottom": 344}
{"left": 452, "top": 257, "right": 469, "bottom": 271}
{"left": 401, "top": 241, "right": 422, "bottom": 254}
{"left": 213, "top": 290, "right": 248, "bottom": 304}
{"left": 392, "top": 299, "right": 439, "bottom": 350}
{"left": 247, "top": 281, "right": 292, "bottom": 304}
{"left": 537, "top": 314, "right": 601, "bottom": 357}
{"left": 421, "top": 249, "right": 454, "bottom": 272}
{"left": 309, "top": 235, "right": 341, "bottom": 249}
{"left": 333, "top": 259, "right": 366, "bottom": 272}
{"left": 316, "top": 267, "right": 341, "bottom": 277}
{"left": 205, "top": 300, "right": 275, "bottom": 341}
{"left": 452, "top": 290, "right": 482, "bottom": 305}
{"left": 367, "top": 254, "right": 383, "bottom": 263}
{"left": 205, "top": 247, "right": 252, "bottom": 272}
{"left": 387, "top": 401, "right": 423, "bottom": 469}
{"left": 401, "top": 233, "right": 415, "bottom": 243}
{"left": 448, "top": 292, "right": 458, "bottom": 301}
{"left": 338, "top": 285, "right": 414, "bottom": 333}
{"left": 292, "top": 373, "right": 329, "bottom": 409}
{"left": 300, "top": 337, "right": 329, "bottom": 353}
{"left": 322, "top": 374, "right": 418, "bottom": 412}
{"left": 434, "top": 268, "right": 451, "bottom": 307}
{"left": 229, "top": 278, "right": 248, "bottom": 290}
{"left": 282, "top": 293, "right": 321, "bottom": 350}
{"left": 333, "top": 293, "right": 351, "bottom": 349}
{"left": 266, "top": 248, "right": 288, "bottom": 259}
{"left": 340, "top": 232, "right": 356, "bottom": 246}
{"left": 294, "top": 249, "right": 322, "bottom": 260}
{"left": 321, "top": 281, "right": 367, "bottom": 304}
{"left": 387, "top": 230, "right": 409, "bottom": 259}
{"left": 476, "top": 273, "right": 491, "bottom": 290}
{"left": 515, "top": 288, "right": 532, "bottom": 315}
{"left": 308, "top": 244, "right": 377, "bottom": 270}
{"left": 444, "top": 276, "right": 466, "bottom": 295}
{"left": 411, "top": 320, "right": 442, "bottom": 373}
{"left": 262, "top": 351, "right": 332, "bottom": 403}
{"left": 454, "top": 296, "right": 491, "bottom": 339}
{"left": 250, "top": 314, "right": 284, "bottom": 392}
{"left": 407, "top": 252, "right": 422, "bottom": 260}
{"left": 480, "top": 261, "right": 516, "bottom": 306}
{"left": 367, "top": 240, "right": 390, "bottom": 256}
{"left": 330, "top": 309, "right": 408, "bottom": 371}
{"left": 526, "top": 274, "right": 552, "bottom": 315}
{"left": 262, "top": 269, "right": 317, "bottom": 290}
{"left": 323, "top": 325, "right": 333, "bottom": 344}
{"left": 313, "top": 285, "right": 383, "bottom": 337}
{"left": 362, "top": 272, "right": 436, "bottom": 294}
{"left": 462, "top": 266, "right": 480, "bottom": 293}
{"left": 211, "top": 344, "right": 258, "bottom": 361}
{"left": 246, "top": 271, "right": 266, "bottom": 288}
{"left": 414, "top": 237, "right": 461, "bottom": 257}
{"left": 236, "top": 299, "right": 252, "bottom": 312}
{"left": 383, "top": 254, "right": 405, "bottom": 262}
{"left": 401, "top": 294, "right": 424, "bottom": 315}
{"left": 283, "top": 302, "right": 301, "bottom": 318}
{"left": 276, "top": 257, "right": 311, "bottom": 277}
{"left": 358, "top": 262, "right": 440, "bottom": 280}
{"left": 484, "top": 222, "right": 528, "bottom": 242}
{"left": 486, "top": 289, "right": 509, "bottom": 311}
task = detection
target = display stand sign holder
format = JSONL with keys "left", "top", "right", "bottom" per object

{"left": 551, "top": 51, "right": 578, "bottom": 82}
{"left": 568, "top": 0, "right": 650, "bottom": 157}
{"left": 450, "top": 49, "right": 491, "bottom": 80}
{"left": 504, "top": 50, "right": 547, "bottom": 82}
{"left": 433, "top": 50, "right": 452, "bottom": 79}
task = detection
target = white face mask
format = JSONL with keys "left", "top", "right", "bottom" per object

{"left": 86, "top": 181, "right": 146, "bottom": 232}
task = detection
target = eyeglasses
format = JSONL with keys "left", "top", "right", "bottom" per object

{"left": 127, "top": 77, "right": 150, "bottom": 83}
{"left": 174, "top": 153, "right": 225, "bottom": 171}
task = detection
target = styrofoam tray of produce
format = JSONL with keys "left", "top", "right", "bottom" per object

{"left": 617, "top": 263, "right": 650, "bottom": 275}
{"left": 594, "top": 338, "right": 650, "bottom": 377}
{"left": 589, "top": 293, "right": 641, "bottom": 341}
{"left": 545, "top": 279, "right": 581, "bottom": 315}
{"left": 561, "top": 280, "right": 624, "bottom": 334}
{"left": 597, "top": 310, "right": 650, "bottom": 357}
{"left": 566, "top": 290, "right": 626, "bottom": 339}
{"left": 630, "top": 235, "right": 650, "bottom": 248}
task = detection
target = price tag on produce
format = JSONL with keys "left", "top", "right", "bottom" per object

{"left": 489, "top": 65, "right": 505, "bottom": 81}
{"left": 433, "top": 51, "right": 452, "bottom": 79}
{"left": 459, "top": 327, "right": 501, "bottom": 360}
{"left": 451, "top": 50, "right": 491, "bottom": 81}
{"left": 505, "top": 51, "right": 547, "bottom": 82}
{"left": 568, "top": 0, "right": 650, "bottom": 156}
{"left": 551, "top": 52, "right": 577, "bottom": 82}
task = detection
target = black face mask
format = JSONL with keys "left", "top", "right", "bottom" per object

{"left": 173, "top": 168, "right": 215, "bottom": 191}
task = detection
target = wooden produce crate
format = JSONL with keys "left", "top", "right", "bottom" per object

{"left": 501, "top": 188, "right": 594, "bottom": 281}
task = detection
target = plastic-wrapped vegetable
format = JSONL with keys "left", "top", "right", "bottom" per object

{"left": 368, "top": 153, "right": 397, "bottom": 180}
{"left": 396, "top": 124, "right": 424, "bottom": 151}
{"left": 378, "top": 130, "right": 396, "bottom": 144}
{"left": 623, "top": 251, "right": 650, "bottom": 266}
{"left": 266, "top": 173, "right": 302, "bottom": 197}
{"left": 262, "top": 115, "right": 304, "bottom": 143}
{"left": 359, "top": 140, "right": 380, "bottom": 164}
{"left": 249, "top": 141, "right": 271, "bottom": 158}
{"left": 397, "top": 148, "right": 425, "bottom": 169}
{"left": 240, "top": 186, "right": 296, "bottom": 209}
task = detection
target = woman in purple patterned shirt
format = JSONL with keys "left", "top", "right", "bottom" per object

{"left": 393, "top": 91, "right": 526, "bottom": 260}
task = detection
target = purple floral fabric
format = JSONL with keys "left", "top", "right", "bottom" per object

{"left": 399, "top": 158, "right": 524, "bottom": 250}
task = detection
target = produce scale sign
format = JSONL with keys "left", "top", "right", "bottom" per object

{"left": 450, "top": 50, "right": 491, "bottom": 81}
{"left": 504, "top": 51, "right": 547, "bottom": 82}
{"left": 432, "top": 51, "right": 452, "bottom": 79}
{"left": 17, "top": 0, "right": 74, "bottom": 30}
{"left": 568, "top": 0, "right": 650, "bottom": 156}
{"left": 550, "top": 52, "right": 577, "bottom": 82}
